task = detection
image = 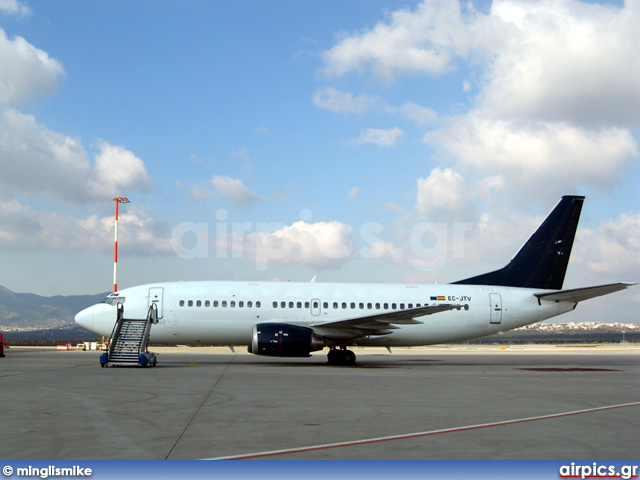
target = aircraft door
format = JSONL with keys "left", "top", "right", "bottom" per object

{"left": 489, "top": 293, "right": 502, "bottom": 324}
{"left": 149, "top": 287, "right": 164, "bottom": 320}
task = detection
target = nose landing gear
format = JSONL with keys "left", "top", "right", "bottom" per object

{"left": 327, "top": 346, "right": 356, "bottom": 366}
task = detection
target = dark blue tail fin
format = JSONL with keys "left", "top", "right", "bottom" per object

{"left": 453, "top": 195, "right": 584, "bottom": 290}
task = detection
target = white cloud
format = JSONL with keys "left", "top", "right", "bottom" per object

{"left": 313, "top": 87, "right": 437, "bottom": 125}
{"left": 0, "top": 109, "right": 91, "bottom": 201}
{"left": 0, "top": 28, "right": 64, "bottom": 104}
{"left": 175, "top": 179, "right": 215, "bottom": 203}
{"left": 348, "top": 127, "right": 404, "bottom": 147}
{"left": 573, "top": 213, "right": 640, "bottom": 280}
{"left": 323, "top": 0, "right": 640, "bottom": 128}
{"left": 390, "top": 101, "right": 438, "bottom": 125}
{"left": 312, "top": 87, "right": 378, "bottom": 114}
{"left": 424, "top": 114, "right": 638, "bottom": 203}
{"left": 0, "top": 200, "right": 171, "bottom": 255}
{"left": 210, "top": 175, "right": 263, "bottom": 206}
{"left": 0, "top": 110, "right": 153, "bottom": 203}
{"left": 0, "top": 0, "right": 31, "bottom": 16}
{"left": 348, "top": 187, "right": 362, "bottom": 199}
{"left": 415, "top": 167, "right": 476, "bottom": 221}
{"left": 359, "top": 240, "right": 401, "bottom": 260}
{"left": 244, "top": 220, "right": 356, "bottom": 269}
{"left": 90, "top": 141, "right": 153, "bottom": 197}
{"left": 176, "top": 175, "right": 264, "bottom": 206}
{"left": 0, "top": 26, "right": 151, "bottom": 204}
{"left": 458, "top": 209, "right": 541, "bottom": 266}
{"left": 481, "top": 0, "right": 640, "bottom": 128}
{"left": 322, "top": 0, "right": 499, "bottom": 83}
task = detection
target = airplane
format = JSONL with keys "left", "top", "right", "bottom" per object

{"left": 75, "top": 196, "right": 635, "bottom": 365}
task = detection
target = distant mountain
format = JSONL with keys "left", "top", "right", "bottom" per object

{"left": 0, "top": 285, "right": 107, "bottom": 330}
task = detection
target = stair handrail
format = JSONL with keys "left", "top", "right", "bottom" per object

{"left": 139, "top": 303, "right": 157, "bottom": 355}
{"left": 107, "top": 303, "right": 125, "bottom": 359}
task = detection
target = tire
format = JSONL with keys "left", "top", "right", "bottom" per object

{"left": 344, "top": 350, "right": 356, "bottom": 365}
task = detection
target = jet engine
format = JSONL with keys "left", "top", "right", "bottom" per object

{"left": 248, "top": 323, "right": 325, "bottom": 357}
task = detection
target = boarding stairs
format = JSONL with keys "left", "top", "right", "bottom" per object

{"left": 100, "top": 303, "right": 157, "bottom": 367}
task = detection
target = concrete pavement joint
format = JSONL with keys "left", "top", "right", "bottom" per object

{"left": 207, "top": 401, "right": 640, "bottom": 460}
{"left": 164, "top": 354, "right": 237, "bottom": 460}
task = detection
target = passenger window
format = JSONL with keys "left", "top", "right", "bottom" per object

{"left": 188, "top": 300, "right": 193, "bottom": 307}
{"left": 230, "top": 301, "right": 235, "bottom": 308}
{"left": 367, "top": 303, "right": 372, "bottom": 309}
{"left": 256, "top": 301, "right": 261, "bottom": 308}
{"left": 375, "top": 303, "right": 380, "bottom": 309}
{"left": 305, "top": 301, "right": 310, "bottom": 308}
{"left": 342, "top": 302, "right": 347, "bottom": 309}
{"left": 214, "top": 300, "right": 219, "bottom": 307}
{"left": 392, "top": 303, "right": 397, "bottom": 309}
{"left": 196, "top": 300, "right": 202, "bottom": 307}
{"left": 408, "top": 303, "right": 413, "bottom": 309}
{"left": 222, "top": 300, "right": 227, "bottom": 307}
{"left": 351, "top": 302, "right": 355, "bottom": 309}
{"left": 281, "top": 301, "right": 286, "bottom": 308}
{"left": 273, "top": 301, "right": 277, "bottom": 308}
{"left": 400, "top": 303, "right": 405, "bottom": 309}
{"left": 333, "top": 302, "right": 338, "bottom": 309}
{"left": 289, "top": 301, "right": 294, "bottom": 308}
{"left": 205, "top": 300, "right": 210, "bottom": 307}
{"left": 179, "top": 300, "right": 185, "bottom": 307}
{"left": 359, "top": 303, "right": 364, "bottom": 309}
{"left": 384, "top": 303, "right": 388, "bottom": 309}
{"left": 247, "top": 301, "right": 252, "bottom": 308}
{"left": 297, "top": 301, "right": 302, "bottom": 308}
{"left": 323, "top": 302, "right": 328, "bottom": 309}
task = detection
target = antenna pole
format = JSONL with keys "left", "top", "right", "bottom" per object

{"left": 112, "top": 197, "right": 130, "bottom": 292}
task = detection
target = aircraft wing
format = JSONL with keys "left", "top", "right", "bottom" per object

{"left": 534, "top": 282, "right": 636, "bottom": 304}
{"left": 309, "top": 304, "right": 462, "bottom": 339}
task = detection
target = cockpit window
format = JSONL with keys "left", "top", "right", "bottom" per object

{"left": 101, "top": 296, "right": 125, "bottom": 306}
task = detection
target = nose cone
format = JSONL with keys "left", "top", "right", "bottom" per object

{"left": 75, "top": 303, "right": 117, "bottom": 336}
{"left": 75, "top": 306, "right": 94, "bottom": 331}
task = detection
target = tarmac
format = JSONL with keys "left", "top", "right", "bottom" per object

{"left": 0, "top": 344, "right": 638, "bottom": 460}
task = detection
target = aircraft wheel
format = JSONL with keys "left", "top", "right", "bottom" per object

{"left": 327, "top": 348, "right": 356, "bottom": 366}
{"left": 327, "top": 349, "right": 340, "bottom": 365}
{"left": 344, "top": 350, "right": 356, "bottom": 365}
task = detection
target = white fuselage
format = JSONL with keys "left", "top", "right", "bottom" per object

{"left": 75, "top": 281, "right": 575, "bottom": 347}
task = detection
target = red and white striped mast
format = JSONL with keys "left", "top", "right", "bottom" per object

{"left": 112, "top": 197, "right": 130, "bottom": 293}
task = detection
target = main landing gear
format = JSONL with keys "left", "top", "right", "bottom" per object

{"left": 327, "top": 346, "right": 356, "bottom": 366}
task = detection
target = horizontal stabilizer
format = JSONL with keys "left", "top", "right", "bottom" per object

{"left": 535, "top": 282, "right": 636, "bottom": 304}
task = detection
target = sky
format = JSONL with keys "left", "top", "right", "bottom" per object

{"left": 0, "top": 0, "right": 638, "bottom": 324}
